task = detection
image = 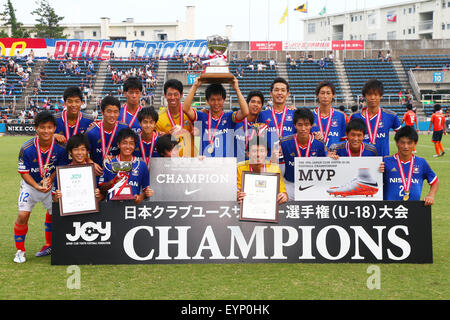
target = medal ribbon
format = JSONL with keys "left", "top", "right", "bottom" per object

{"left": 100, "top": 121, "right": 118, "bottom": 160}
{"left": 270, "top": 105, "right": 287, "bottom": 138}
{"left": 122, "top": 103, "right": 142, "bottom": 128}
{"left": 395, "top": 154, "right": 415, "bottom": 196}
{"left": 244, "top": 119, "right": 257, "bottom": 148}
{"left": 63, "top": 110, "right": 81, "bottom": 138}
{"left": 315, "top": 107, "right": 334, "bottom": 144}
{"left": 345, "top": 141, "right": 364, "bottom": 157}
{"left": 139, "top": 132, "right": 157, "bottom": 167}
{"left": 250, "top": 163, "right": 266, "bottom": 173}
{"left": 167, "top": 103, "right": 184, "bottom": 129}
{"left": 34, "top": 136, "right": 55, "bottom": 179}
{"left": 208, "top": 112, "right": 224, "bottom": 146}
{"left": 364, "top": 107, "right": 382, "bottom": 144}
{"left": 294, "top": 134, "right": 313, "bottom": 157}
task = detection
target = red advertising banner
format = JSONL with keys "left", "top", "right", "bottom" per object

{"left": 0, "top": 38, "right": 47, "bottom": 56}
{"left": 250, "top": 41, "right": 283, "bottom": 51}
{"left": 332, "top": 40, "right": 365, "bottom": 51}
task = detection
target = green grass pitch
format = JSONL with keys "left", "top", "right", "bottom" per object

{"left": 0, "top": 134, "right": 448, "bottom": 300}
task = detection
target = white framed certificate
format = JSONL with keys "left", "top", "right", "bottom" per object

{"left": 240, "top": 172, "right": 280, "bottom": 223}
{"left": 56, "top": 164, "right": 99, "bottom": 216}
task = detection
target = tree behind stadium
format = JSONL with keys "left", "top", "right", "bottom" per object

{"left": 0, "top": 0, "right": 30, "bottom": 38}
{"left": 31, "top": 0, "right": 66, "bottom": 39}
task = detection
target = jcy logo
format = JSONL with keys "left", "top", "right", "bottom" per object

{"left": 66, "top": 222, "right": 111, "bottom": 242}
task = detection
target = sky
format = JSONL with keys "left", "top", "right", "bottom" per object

{"left": 7, "top": 0, "right": 417, "bottom": 41}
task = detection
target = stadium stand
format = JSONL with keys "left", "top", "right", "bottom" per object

{"left": 286, "top": 59, "right": 343, "bottom": 105}
{"left": 229, "top": 60, "right": 279, "bottom": 104}
{"left": 344, "top": 59, "right": 403, "bottom": 102}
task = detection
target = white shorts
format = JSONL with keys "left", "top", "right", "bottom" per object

{"left": 285, "top": 180, "right": 295, "bottom": 201}
{"left": 18, "top": 180, "right": 53, "bottom": 215}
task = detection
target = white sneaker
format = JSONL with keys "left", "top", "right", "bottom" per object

{"left": 14, "top": 250, "right": 26, "bottom": 263}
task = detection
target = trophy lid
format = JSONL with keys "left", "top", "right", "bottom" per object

{"left": 207, "top": 35, "right": 229, "bottom": 55}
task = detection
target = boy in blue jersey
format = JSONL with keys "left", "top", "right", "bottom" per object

{"left": 133, "top": 106, "right": 160, "bottom": 166}
{"left": 233, "top": 91, "right": 268, "bottom": 162}
{"left": 383, "top": 126, "right": 438, "bottom": 204}
{"left": 257, "top": 77, "right": 297, "bottom": 157}
{"left": 85, "top": 96, "right": 129, "bottom": 175}
{"left": 278, "top": 108, "right": 326, "bottom": 200}
{"left": 54, "top": 86, "right": 95, "bottom": 144}
{"left": 311, "top": 81, "right": 347, "bottom": 149}
{"left": 14, "top": 111, "right": 69, "bottom": 263}
{"left": 328, "top": 118, "right": 378, "bottom": 158}
{"left": 99, "top": 128, "right": 154, "bottom": 203}
{"left": 118, "top": 77, "right": 144, "bottom": 133}
{"left": 350, "top": 79, "right": 402, "bottom": 156}
{"left": 182, "top": 76, "right": 249, "bottom": 157}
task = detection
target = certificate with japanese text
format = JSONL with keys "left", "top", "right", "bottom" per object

{"left": 240, "top": 172, "right": 280, "bottom": 223}
{"left": 56, "top": 164, "right": 99, "bottom": 216}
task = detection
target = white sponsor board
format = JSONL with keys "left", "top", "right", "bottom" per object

{"left": 295, "top": 157, "right": 383, "bottom": 201}
{"left": 282, "top": 41, "right": 332, "bottom": 51}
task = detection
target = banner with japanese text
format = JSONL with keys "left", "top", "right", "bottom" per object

{"left": 52, "top": 201, "right": 432, "bottom": 265}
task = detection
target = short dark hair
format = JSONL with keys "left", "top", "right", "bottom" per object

{"left": 293, "top": 108, "right": 315, "bottom": 126}
{"left": 155, "top": 134, "right": 180, "bottom": 156}
{"left": 66, "top": 133, "right": 90, "bottom": 154}
{"left": 362, "top": 79, "right": 384, "bottom": 97}
{"left": 315, "top": 80, "right": 336, "bottom": 96}
{"left": 34, "top": 111, "right": 56, "bottom": 128}
{"left": 137, "top": 106, "right": 159, "bottom": 123}
{"left": 205, "top": 83, "right": 226, "bottom": 100}
{"left": 351, "top": 105, "right": 358, "bottom": 113}
{"left": 101, "top": 95, "right": 121, "bottom": 112}
{"left": 116, "top": 127, "right": 138, "bottom": 145}
{"left": 406, "top": 103, "right": 413, "bottom": 110}
{"left": 270, "top": 77, "right": 290, "bottom": 92}
{"left": 247, "top": 135, "right": 268, "bottom": 152}
{"left": 434, "top": 104, "right": 442, "bottom": 112}
{"left": 338, "top": 105, "right": 346, "bottom": 112}
{"left": 63, "top": 86, "right": 83, "bottom": 102}
{"left": 163, "top": 79, "right": 183, "bottom": 95}
{"left": 346, "top": 118, "right": 367, "bottom": 135}
{"left": 123, "top": 77, "right": 143, "bottom": 92}
{"left": 246, "top": 90, "right": 265, "bottom": 105}
{"left": 394, "top": 125, "right": 418, "bottom": 143}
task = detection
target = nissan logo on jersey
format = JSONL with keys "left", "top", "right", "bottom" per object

{"left": 148, "top": 158, "right": 237, "bottom": 201}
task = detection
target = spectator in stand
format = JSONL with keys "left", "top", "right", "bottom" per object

{"left": 248, "top": 60, "right": 254, "bottom": 71}
{"left": 257, "top": 61, "right": 265, "bottom": 73}
{"left": 0, "top": 64, "right": 6, "bottom": 78}
{"left": 269, "top": 58, "right": 276, "bottom": 70}
{"left": 236, "top": 64, "right": 244, "bottom": 78}
{"left": 378, "top": 50, "right": 384, "bottom": 61}
{"left": 7, "top": 58, "right": 14, "bottom": 72}
{"left": 307, "top": 54, "right": 313, "bottom": 62}
{"left": 290, "top": 58, "right": 297, "bottom": 68}
{"left": 319, "top": 58, "right": 325, "bottom": 70}
{"left": 246, "top": 52, "right": 252, "bottom": 62}
{"left": 328, "top": 51, "right": 334, "bottom": 62}
{"left": 385, "top": 50, "right": 392, "bottom": 62}
{"left": 286, "top": 52, "right": 292, "bottom": 64}
{"left": 443, "top": 64, "right": 449, "bottom": 71}
{"left": 86, "top": 69, "right": 93, "bottom": 86}
{"left": 110, "top": 51, "right": 115, "bottom": 60}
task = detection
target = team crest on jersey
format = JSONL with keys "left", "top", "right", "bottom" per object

{"left": 391, "top": 167, "right": 397, "bottom": 172}
{"left": 331, "top": 120, "right": 338, "bottom": 127}
{"left": 378, "top": 121, "right": 384, "bottom": 128}
{"left": 33, "top": 158, "right": 37, "bottom": 163}
{"left": 413, "top": 166, "right": 420, "bottom": 174}
{"left": 311, "top": 152, "right": 317, "bottom": 156}
{"left": 132, "top": 169, "right": 139, "bottom": 177}
{"left": 222, "top": 119, "right": 227, "bottom": 125}
{"left": 286, "top": 115, "right": 293, "bottom": 122}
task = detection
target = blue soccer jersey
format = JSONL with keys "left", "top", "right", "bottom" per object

{"left": 329, "top": 142, "right": 378, "bottom": 157}
{"left": 257, "top": 107, "right": 296, "bottom": 156}
{"left": 85, "top": 121, "right": 129, "bottom": 166}
{"left": 133, "top": 132, "right": 160, "bottom": 164}
{"left": 311, "top": 108, "right": 347, "bottom": 149}
{"left": 280, "top": 134, "right": 326, "bottom": 183}
{"left": 55, "top": 111, "right": 95, "bottom": 139}
{"left": 383, "top": 155, "right": 438, "bottom": 201}
{"left": 350, "top": 108, "right": 401, "bottom": 156}
{"left": 99, "top": 156, "right": 150, "bottom": 198}
{"left": 118, "top": 104, "right": 142, "bottom": 133}
{"left": 194, "top": 110, "right": 240, "bottom": 157}
{"left": 18, "top": 138, "right": 69, "bottom": 184}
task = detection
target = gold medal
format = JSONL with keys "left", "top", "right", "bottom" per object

{"left": 207, "top": 145, "right": 214, "bottom": 154}
{"left": 403, "top": 193, "right": 410, "bottom": 201}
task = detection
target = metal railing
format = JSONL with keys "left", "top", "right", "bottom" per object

{"left": 408, "top": 69, "right": 422, "bottom": 102}
{"left": 418, "top": 20, "right": 433, "bottom": 31}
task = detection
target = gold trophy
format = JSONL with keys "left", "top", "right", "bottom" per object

{"left": 106, "top": 160, "right": 136, "bottom": 201}
{"left": 199, "top": 35, "right": 234, "bottom": 83}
